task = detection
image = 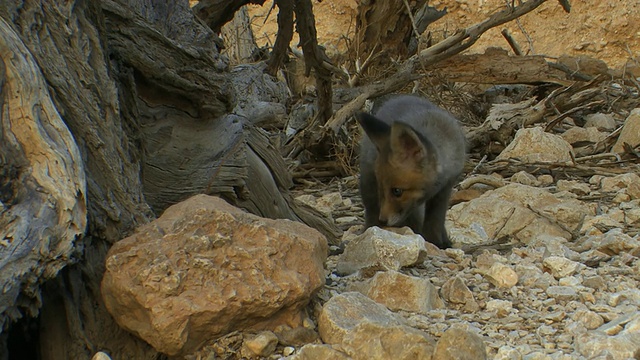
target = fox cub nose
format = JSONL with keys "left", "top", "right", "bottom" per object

{"left": 377, "top": 217, "right": 388, "bottom": 226}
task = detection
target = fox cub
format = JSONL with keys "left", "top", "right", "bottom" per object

{"left": 357, "top": 95, "right": 466, "bottom": 249}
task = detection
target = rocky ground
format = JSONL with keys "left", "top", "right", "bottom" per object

{"left": 102, "top": 120, "right": 638, "bottom": 360}
{"left": 280, "top": 94, "right": 640, "bottom": 359}
{"left": 99, "top": 2, "right": 640, "bottom": 358}
{"left": 96, "top": 87, "right": 640, "bottom": 360}
{"left": 293, "top": 165, "right": 640, "bottom": 359}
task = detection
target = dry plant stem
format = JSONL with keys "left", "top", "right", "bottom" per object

{"left": 348, "top": 44, "right": 381, "bottom": 87}
{"left": 574, "top": 153, "right": 622, "bottom": 163}
{"left": 526, "top": 204, "right": 581, "bottom": 238}
{"left": 501, "top": 28, "right": 523, "bottom": 55}
{"left": 292, "top": 170, "right": 342, "bottom": 179}
{"left": 403, "top": 0, "right": 422, "bottom": 41}
{"left": 471, "top": 154, "right": 489, "bottom": 175}
{"left": 544, "top": 100, "right": 606, "bottom": 132}
{"left": 494, "top": 206, "right": 517, "bottom": 239}
{"left": 290, "top": 47, "right": 349, "bottom": 80}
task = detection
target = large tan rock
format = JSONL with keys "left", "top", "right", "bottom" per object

{"left": 318, "top": 292, "right": 405, "bottom": 346}
{"left": 441, "top": 277, "right": 479, "bottom": 312}
{"left": 600, "top": 173, "right": 640, "bottom": 200}
{"left": 289, "top": 344, "right": 351, "bottom": 360}
{"left": 448, "top": 183, "right": 591, "bottom": 245}
{"left": 560, "top": 126, "right": 606, "bottom": 145}
{"left": 575, "top": 311, "right": 640, "bottom": 359}
{"left": 496, "top": 127, "right": 573, "bottom": 163}
{"left": 342, "top": 322, "right": 435, "bottom": 360}
{"left": 101, "top": 195, "right": 328, "bottom": 357}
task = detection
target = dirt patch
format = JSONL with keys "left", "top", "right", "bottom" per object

{"left": 248, "top": 0, "right": 640, "bottom": 69}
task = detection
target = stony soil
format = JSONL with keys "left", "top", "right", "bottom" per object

{"left": 205, "top": 1, "right": 640, "bottom": 358}
{"left": 293, "top": 169, "right": 640, "bottom": 359}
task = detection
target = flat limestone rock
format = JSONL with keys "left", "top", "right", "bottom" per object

{"left": 336, "top": 227, "right": 427, "bottom": 275}
{"left": 351, "top": 270, "right": 444, "bottom": 314}
{"left": 448, "top": 183, "right": 591, "bottom": 245}
{"left": 317, "top": 292, "right": 435, "bottom": 360}
{"left": 496, "top": 127, "right": 573, "bottom": 163}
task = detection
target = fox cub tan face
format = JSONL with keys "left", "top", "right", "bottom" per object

{"left": 357, "top": 95, "right": 466, "bottom": 249}
{"left": 371, "top": 121, "right": 438, "bottom": 227}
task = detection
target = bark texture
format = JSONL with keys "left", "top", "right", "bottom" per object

{"left": 0, "top": 0, "right": 338, "bottom": 358}
{"left": 0, "top": 15, "right": 86, "bottom": 330}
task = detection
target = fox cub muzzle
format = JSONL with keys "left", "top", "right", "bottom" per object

{"left": 357, "top": 95, "right": 466, "bottom": 249}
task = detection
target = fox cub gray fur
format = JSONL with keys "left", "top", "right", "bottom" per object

{"left": 357, "top": 95, "right": 466, "bottom": 249}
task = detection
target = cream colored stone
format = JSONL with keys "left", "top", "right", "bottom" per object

{"left": 543, "top": 256, "right": 582, "bottom": 279}
{"left": 497, "top": 127, "right": 573, "bottom": 163}
{"left": 336, "top": 227, "right": 426, "bottom": 275}
{"left": 612, "top": 108, "right": 640, "bottom": 153}
{"left": 433, "top": 326, "right": 487, "bottom": 360}
{"left": 483, "top": 263, "right": 518, "bottom": 288}
{"left": 355, "top": 270, "right": 444, "bottom": 314}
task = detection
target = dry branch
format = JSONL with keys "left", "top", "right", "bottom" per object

{"left": 429, "top": 48, "right": 572, "bottom": 86}
{"left": 410, "top": 0, "right": 555, "bottom": 68}
{"left": 295, "top": 0, "right": 333, "bottom": 123}
{"left": 266, "top": 0, "right": 294, "bottom": 76}
{"left": 478, "top": 158, "right": 638, "bottom": 178}
{"left": 318, "top": 0, "right": 564, "bottom": 140}
{"left": 194, "top": 0, "right": 267, "bottom": 33}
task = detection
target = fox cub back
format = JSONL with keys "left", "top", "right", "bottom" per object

{"left": 357, "top": 95, "right": 466, "bottom": 249}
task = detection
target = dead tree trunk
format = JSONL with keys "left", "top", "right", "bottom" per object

{"left": 354, "top": 0, "right": 427, "bottom": 62}
{"left": 221, "top": 6, "right": 260, "bottom": 65}
{"left": 0, "top": 0, "right": 338, "bottom": 359}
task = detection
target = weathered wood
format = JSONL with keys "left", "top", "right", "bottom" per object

{"left": 1, "top": 0, "right": 161, "bottom": 358}
{"left": 193, "top": 0, "right": 267, "bottom": 33}
{"left": 103, "top": 0, "right": 233, "bottom": 120}
{"left": 429, "top": 48, "right": 572, "bottom": 86}
{"left": 465, "top": 98, "right": 546, "bottom": 150}
{"left": 0, "top": 15, "right": 86, "bottom": 331}
{"left": 266, "top": 0, "right": 294, "bottom": 76}
{"left": 221, "top": 6, "right": 260, "bottom": 65}
{"left": 355, "top": 0, "right": 423, "bottom": 59}
{"left": 1, "top": 0, "right": 340, "bottom": 358}
{"left": 295, "top": 0, "right": 333, "bottom": 123}
{"left": 478, "top": 158, "right": 639, "bottom": 178}
{"left": 5, "top": 1, "right": 155, "bottom": 243}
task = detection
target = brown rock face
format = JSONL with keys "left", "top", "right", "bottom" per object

{"left": 101, "top": 195, "right": 328, "bottom": 356}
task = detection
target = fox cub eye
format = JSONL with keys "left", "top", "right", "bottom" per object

{"left": 391, "top": 188, "right": 403, "bottom": 197}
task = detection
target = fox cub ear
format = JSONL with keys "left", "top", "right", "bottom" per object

{"left": 390, "top": 122, "right": 427, "bottom": 165}
{"left": 356, "top": 112, "right": 391, "bottom": 149}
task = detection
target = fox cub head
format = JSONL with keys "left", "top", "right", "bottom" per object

{"left": 357, "top": 112, "right": 440, "bottom": 227}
